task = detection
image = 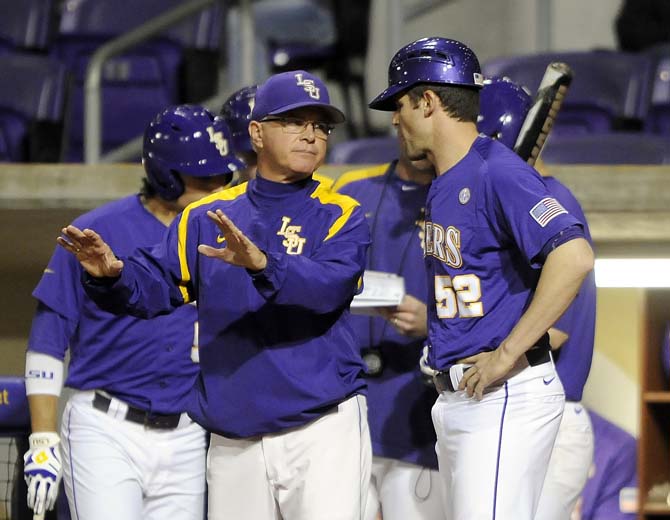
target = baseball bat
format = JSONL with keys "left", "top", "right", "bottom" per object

{"left": 513, "top": 62, "right": 573, "bottom": 165}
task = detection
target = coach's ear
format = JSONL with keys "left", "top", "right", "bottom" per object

{"left": 249, "top": 121, "right": 264, "bottom": 151}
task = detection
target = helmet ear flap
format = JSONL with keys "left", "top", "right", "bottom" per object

{"left": 158, "top": 170, "right": 184, "bottom": 201}
{"left": 142, "top": 153, "right": 185, "bottom": 201}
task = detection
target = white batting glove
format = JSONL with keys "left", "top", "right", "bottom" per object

{"left": 24, "top": 432, "right": 62, "bottom": 515}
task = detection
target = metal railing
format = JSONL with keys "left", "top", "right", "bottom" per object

{"left": 83, "top": 0, "right": 223, "bottom": 163}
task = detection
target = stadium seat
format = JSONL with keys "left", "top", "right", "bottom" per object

{"left": 541, "top": 133, "right": 670, "bottom": 165}
{"left": 644, "top": 44, "right": 670, "bottom": 134}
{"left": 0, "top": 53, "right": 67, "bottom": 162}
{"left": 51, "top": 0, "right": 222, "bottom": 161}
{"left": 0, "top": 0, "right": 55, "bottom": 51}
{"left": 328, "top": 136, "right": 398, "bottom": 164}
{"left": 269, "top": 0, "right": 372, "bottom": 138}
{"left": 483, "top": 50, "right": 653, "bottom": 135}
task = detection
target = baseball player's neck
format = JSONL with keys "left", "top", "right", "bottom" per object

{"left": 396, "top": 156, "right": 434, "bottom": 184}
{"left": 142, "top": 195, "right": 179, "bottom": 227}
{"left": 430, "top": 118, "right": 479, "bottom": 176}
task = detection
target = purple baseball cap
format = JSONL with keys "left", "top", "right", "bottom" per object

{"left": 251, "top": 70, "right": 346, "bottom": 124}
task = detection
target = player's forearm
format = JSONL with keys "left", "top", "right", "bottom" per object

{"left": 500, "top": 238, "right": 594, "bottom": 360}
{"left": 28, "top": 394, "right": 60, "bottom": 432}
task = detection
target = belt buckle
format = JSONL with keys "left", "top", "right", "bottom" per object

{"left": 144, "top": 413, "right": 180, "bottom": 429}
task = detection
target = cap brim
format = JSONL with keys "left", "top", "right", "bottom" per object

{"left": 266, "top": 101, "right": 346, "bottom": 124}
{"left": 369, "top": 83, "right": 407, "bottom": 111}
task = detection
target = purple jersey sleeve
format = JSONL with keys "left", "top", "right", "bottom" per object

{"left": 543, "top": 176, "right": 596, "bottom": 401}
{"left": 580, "top": 411, "right": 637, "bottom": 520}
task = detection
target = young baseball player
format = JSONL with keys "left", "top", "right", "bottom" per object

{"left": 333, "top": 152, "right": 445, "bottom": 520}
{"left": 57, "top": 70, "right": 372, "bottom": 520}
{"left": 478, "top": 77, "right": 596, "bottom": 520}
{"left": 370, "top": 37, "right": 594, "bottom": 519}
{"left": 23, "top": 105, "right": 243, "bottom": 519}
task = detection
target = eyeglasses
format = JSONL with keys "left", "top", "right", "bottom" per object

{"left": 260, "top": 116, "right": 334, "bottom": 140}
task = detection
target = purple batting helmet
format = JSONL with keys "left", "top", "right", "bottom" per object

{"left": 143, "top": 105, "right": 245, "bottom": 201}
{"left": 220, "top": 84, "right": 258, "bottom": 154}
{"left": 369, "top": 37, "right": 484, "bottom": 111}
{"left": 478, "top": 77, "right": 533, "bottom": 149}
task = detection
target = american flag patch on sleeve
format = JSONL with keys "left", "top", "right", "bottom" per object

{"left": 529, "top": 197, "right": 567, "bottom": 227}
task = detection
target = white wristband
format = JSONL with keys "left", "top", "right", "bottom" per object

{"left": 28, "top": 432, "right": 60, "bottom": 449}
{"left": 25, "top": 352, "right": 64, "bottom": 396}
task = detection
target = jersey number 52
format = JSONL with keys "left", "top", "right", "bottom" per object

{"left": 435, "top": 274, "right": 484, "bottom": 318}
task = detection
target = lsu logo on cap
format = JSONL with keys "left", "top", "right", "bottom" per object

{"left": 295, "top": 73, "right": 320, "bottom": 100}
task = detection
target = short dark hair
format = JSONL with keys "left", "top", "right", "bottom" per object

{"left": 407, "top": 84, "right": 479, "bottom": 123}
{"left": 140, "top": 177, "right": 157, "bottom": 199}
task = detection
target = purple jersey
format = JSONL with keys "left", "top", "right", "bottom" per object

{"left": 579, "top": 411, "right": 637, "bottom": 520}
{"left": 335, "top": 162, "right": 437, "bottom": 469}
{"left": 28, "top": 195, "right": 199, "bottom": 415}
{"left": 83, "top": 175, "right": 370, "bottom": 438}
{"left": 425, "top": 137, "right": 583, "bottom": 369}
{"left": 544, "top": 177, "right": 596, "bottom": 401}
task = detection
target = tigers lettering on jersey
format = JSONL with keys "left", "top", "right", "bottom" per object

{"left": 424, "top": 221, "right": 462, "bottom": 268}
{"left": 277, "top": 216, "right": 307, "bottom": 255}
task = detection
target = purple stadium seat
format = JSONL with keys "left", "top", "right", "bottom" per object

{"left": 645, "top": 46, "right": 670, "bottom": 134}
{"left": 483, "top": 50, "right": 653, "bottom": 134}
{"left": 0, "top": 0, "right": 55, "bottom": 50}
{"left": 541, "top": 133, "right": 670, "bottom": 165}
{"left": 51, "top": 0, "right": 222, "bottom": 161}
{"left": 269, "top": 0, "right": 372, "bottom": 138}
{"left": 328, "top": 137, "right": 399, "bottom": 164}
{"left": 0, "top": 53, "right": 67, "bottom": 162}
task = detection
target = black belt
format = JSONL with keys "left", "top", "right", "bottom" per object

{"left": 434, "top": 335, "right": 552, "bottom": 393}
{"left": 92, "top": 392, "right": 181, "bottom": 430}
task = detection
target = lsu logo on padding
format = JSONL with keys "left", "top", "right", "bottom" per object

{"left": 295, "top": 73, "right": 320, "bottom": 99}
{"left": 277, "top": 216, "right": 307, "bottom": 255}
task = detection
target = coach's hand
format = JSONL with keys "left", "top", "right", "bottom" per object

{"left": 58, "top": 225, "right": 124, "bottom": 278}
{"left": 458, "top": 348, "right": 518, "bottom": 400}
{"left": 24, "top": 432, "right": 62, "bottom": 515}
{"left": 199, "top": 209, "right": 267, "bottom": 271}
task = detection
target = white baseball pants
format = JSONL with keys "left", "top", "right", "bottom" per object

{"left": 60, "top": 391, "right": 207, "bottom": 520}
{"left": 207, "top": 394, "right": 371, "bottom": 520}
{"left": 431, "top": 361, "right": 565, "bottom": 520}
{"left": 364, "top": 456, "right": 445, "bottom": 520}
{"left": 535, "top": 401, "right": 594, "bottom": 520}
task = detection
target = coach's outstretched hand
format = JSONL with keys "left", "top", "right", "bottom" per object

{"left": 199, "top": 209, "right": 267, "bottom": 272}
{"left": 58, "top": 225, "right": 124, "bottom": 278}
